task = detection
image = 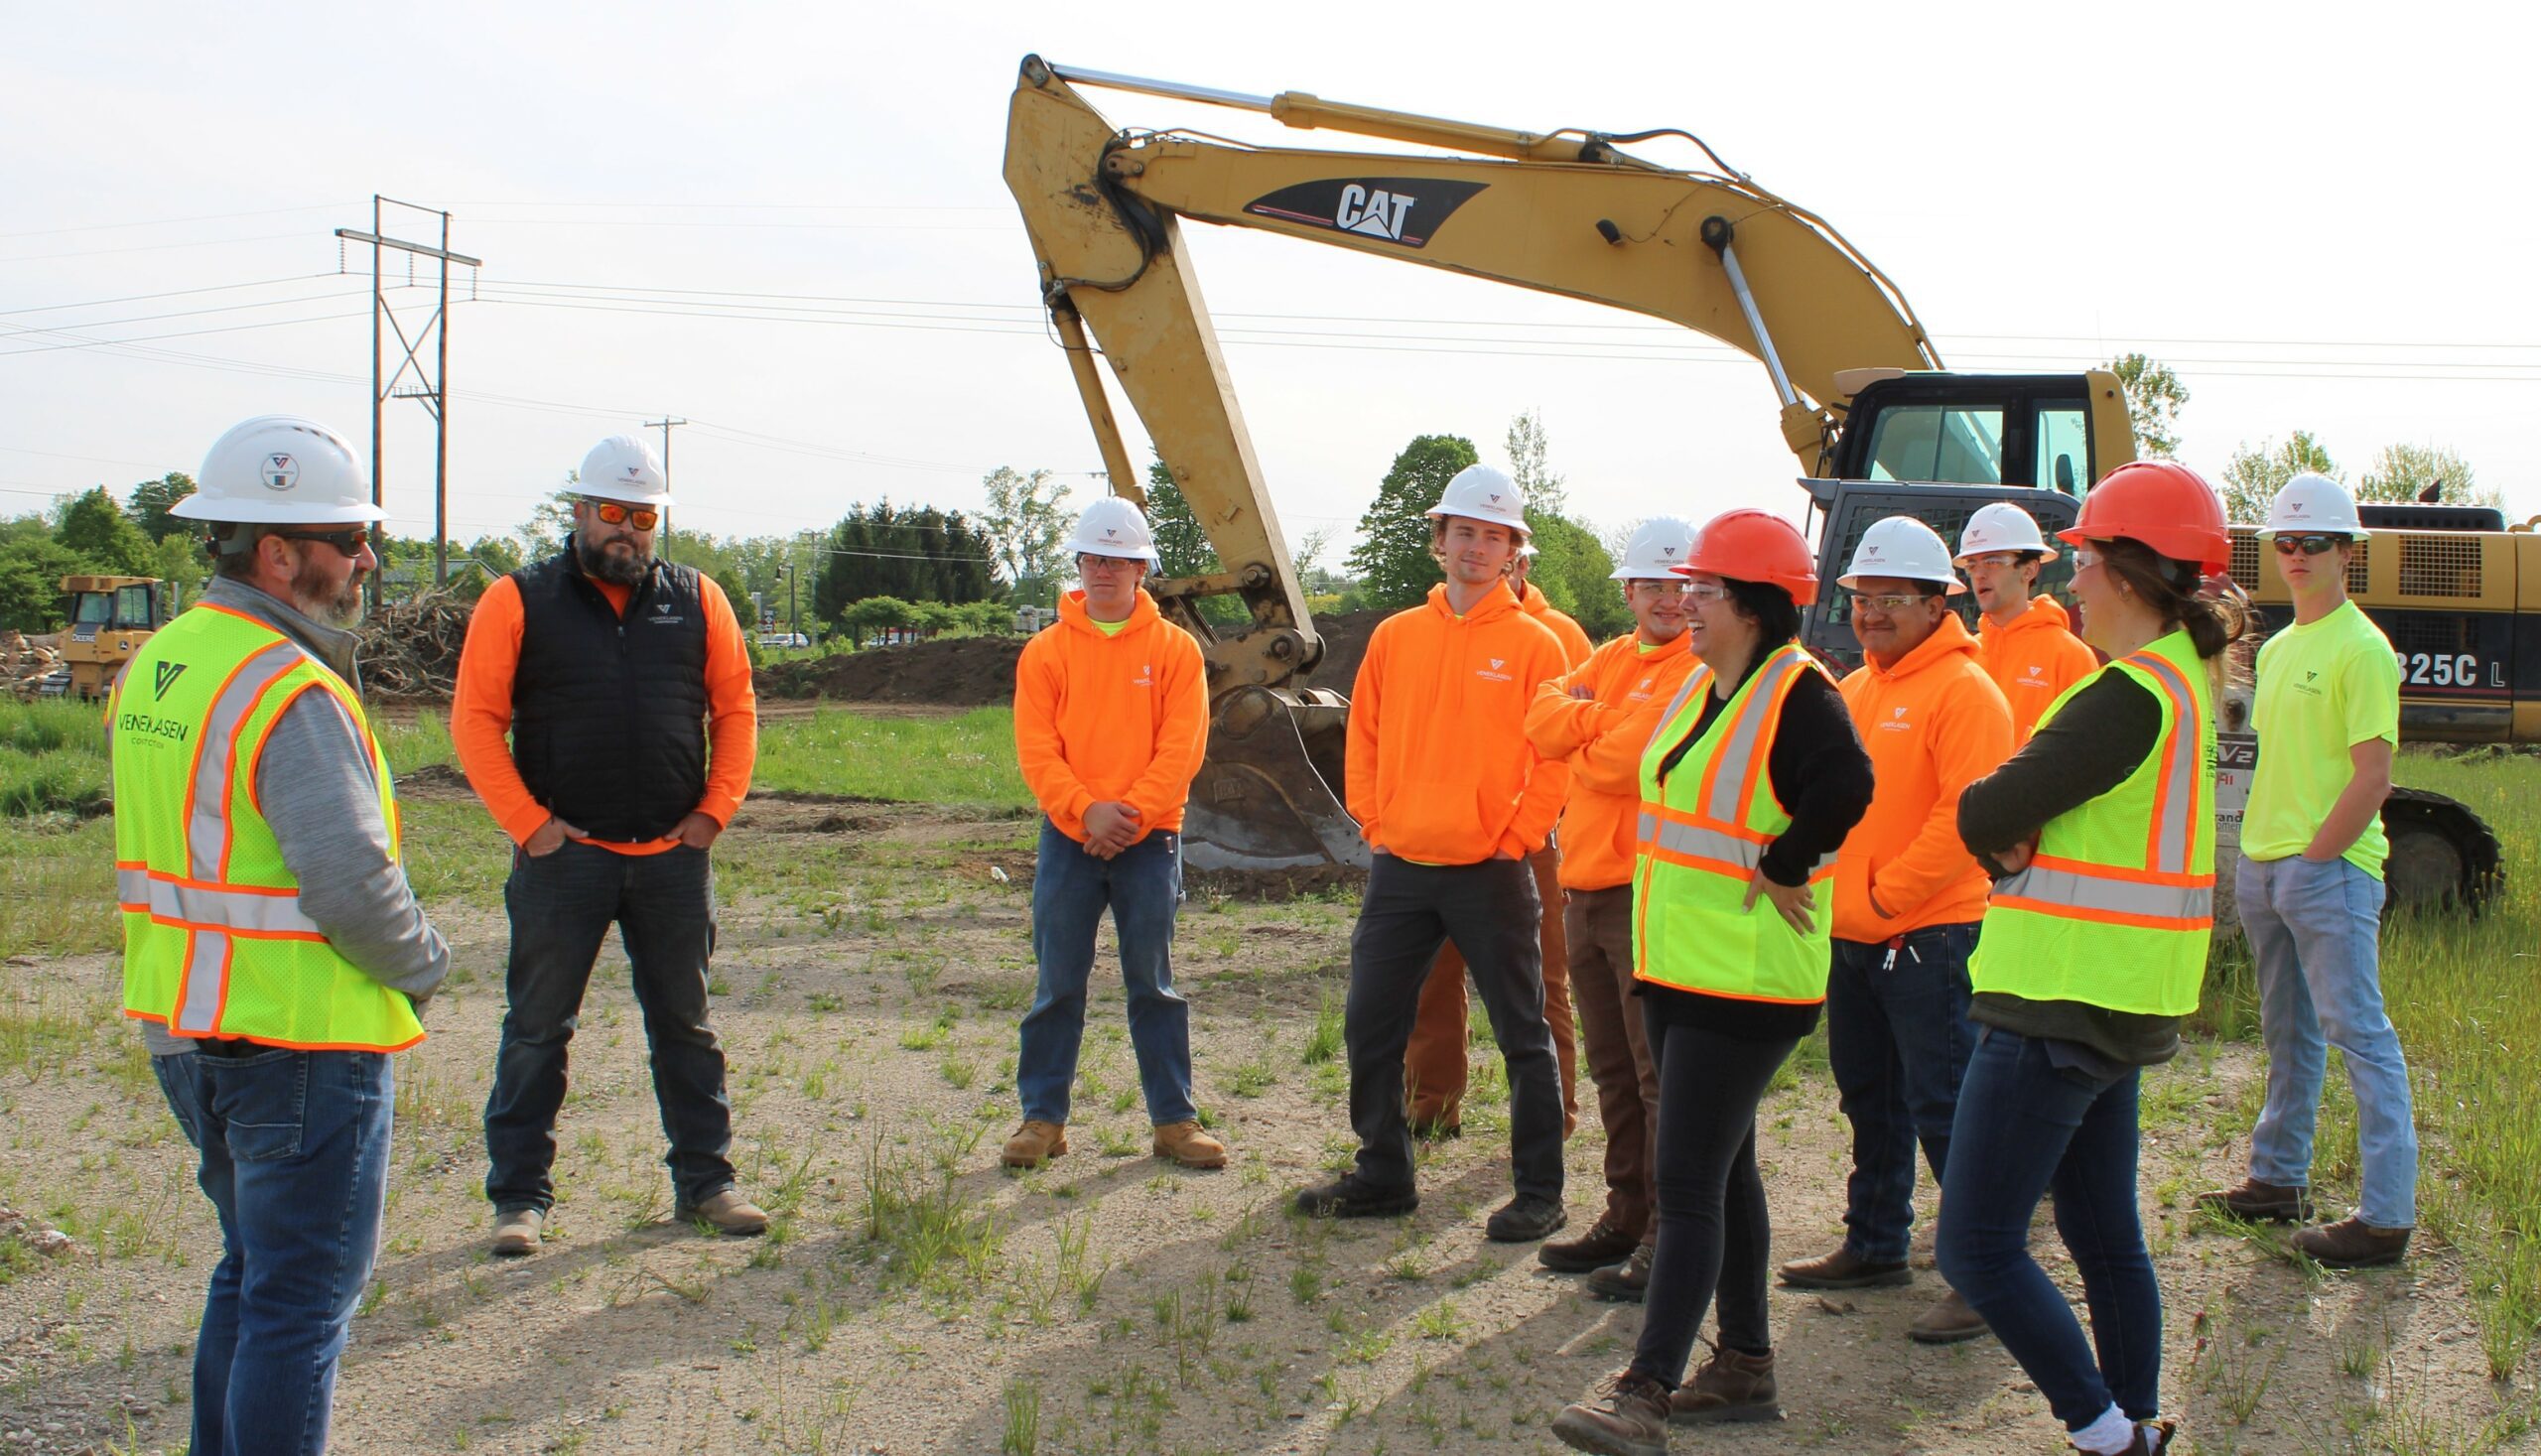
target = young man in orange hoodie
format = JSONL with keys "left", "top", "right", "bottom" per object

{"left": 1956, "top": 503, "right": 2098, "bottom": 744}
{"left": 1521, "top": 516, "right": 1704, "bottom": 1296}
{"left": 1779, "top": 516, "right": 2011, "bottom": 1346}
{"left": 1004, "top": 497, "right": 1223, "bottom": 1172}
{"left": 1402, "top": 540, "right": 1594, "bottom": 1140}
{"left": 1296, "top": 465, "right": 1571, "bottom": 1242}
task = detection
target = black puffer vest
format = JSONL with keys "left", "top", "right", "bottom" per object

{"left": 508, "top": 539, "right": 709, "bottom": 842}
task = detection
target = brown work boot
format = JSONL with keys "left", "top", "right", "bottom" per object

{"left": 1908, "top": 1286, "right": 1990, "bottom": 1345}
{"left": 1585, "top": 1241, "right": 1654, "bottom": 1303}
{"left": 2291, "top": 1217, "right": 2411, "bottom": 1268}
{"left": 1002, "top": 1120, "right": 1067, "bottom": 1169}
{"left": 1778, "top": 1244, "right": 1911, "bottom": 1289}
{"left": 2197, "top": 1177, "right": 2314, "bottom": 1224}
{"left": 1672, "top": 1342, "right": 1780, "bottom": 1424}
{"left": 677, "top": 1189, "right": 769, "bottom": 1237}
{"left": 1550, "top": 1369, "right": 1672, "bottom": 1456}
{"left": 1152, "top": 1120, "right": 1228, "bottom": 1169}
{"left": 1540, "top": 1212, "right": 1642, "bottom": 1273}
{"left": 490, "top": 1206, "right": 544, "bottom": 1257}
{"left": 2078, "top": 1418, "right": 2178, "bottom": 1456}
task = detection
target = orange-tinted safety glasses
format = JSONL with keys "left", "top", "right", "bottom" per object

{"left": 592, "top": 501, "right": 660, "bottom": 531}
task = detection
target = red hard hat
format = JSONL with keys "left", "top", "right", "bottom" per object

{"left": 1673, "top": 508, "right": 1819, "bottom": 604}
{"left": 2057, "top": 460, "right": 2230, "bottom": 575}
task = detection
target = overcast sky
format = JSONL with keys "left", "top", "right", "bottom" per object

{"left": 7, "top": 1, "right": 2536, "bottom": 567}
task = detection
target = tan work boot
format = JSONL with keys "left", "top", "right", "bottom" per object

{"left": 1550, "top": 1369, "right": 1672, "bottom": 1456}
{"left": 2197, "top": 1176, "right": 2314, "bottom": 1224}
{"left": 1003, "top": 1120, "right": 1068, "bottom": 1169}
{"left": 1778, "top": 1244, "right": 1911, "bottom": 1289}
{"left": 1908, "top": 1286, "right": 1990, "bottom": 1345}
{"left": 491, "top": 1206, "right": 544, "bottom": 1257}
{"left": 1671, "top": 1343, "right": 1780, "bottom": 1424}
{"left": 1152, "top": 1120, "right": 1227, "bottom": 1169}
{"left": 677, "top": 1189, "right": 769, "bottom": 1237}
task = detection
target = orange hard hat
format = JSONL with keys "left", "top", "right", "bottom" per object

{"left": 1673, "top": 508, "right": 1819, "bottom": 603}
{"left": 2056, "top": 460, "right": 2230, "bottom": 574}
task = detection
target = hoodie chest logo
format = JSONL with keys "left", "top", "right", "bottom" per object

{"left": 1626, "top": 674, "right": 1657, "bottom": 703}
{"left": 1878, "top": 705, "right": 1915, "bottom": 733}
{"left": 1476, "top": 655, "right": 1514, "bottom": 684}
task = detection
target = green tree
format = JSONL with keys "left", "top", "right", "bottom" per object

{"left": 126, "top": 472, "right": 199, "bottom": 543}
{"left": 1144, "top": 456, "right": 1217, "bottom": 579}
{"left": 2219, "top": 431, "right": 2340, "bottom": 526}
{"left": 981, "top": 466, "right": 1073, "bottom": 602}
{"left": 2358, "top": 443, "right": 2500, "bottom": 508}
{"left": 1505, "top": 409, "right": 1567, "bottom": 517}
{"left": 149, "top": 533, "right": 208, "bottom": 607}
{"left": 842, "top": 594, "right": 918, "bottom": 646}
{"left": 1526, "top": 513, "right": 1629, "bottom": 640}
{"left": 56, "top": 486, "right": 156, "bottom": 575}
{"left": 1347, "top": 435, "right": 1477, "bottom": 608}
{"left": 2105, "top": 353, "right": 2191, "bottom": 460}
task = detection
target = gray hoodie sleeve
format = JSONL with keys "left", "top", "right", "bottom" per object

{"left": 254, "top": 690, "right": 451, "bottom": 1003}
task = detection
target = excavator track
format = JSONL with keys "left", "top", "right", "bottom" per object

{"left": 2379, "top": 785, "right": 2502, "bottom": 916}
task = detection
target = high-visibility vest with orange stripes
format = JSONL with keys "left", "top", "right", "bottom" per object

{"left": 1972, "top": 628, "right": 2214, "bottom": 1016}
{"left": 1632, "top": 641, "right": 1838, "bottom": 1004}
{"left": 111, "top": 602, "right": 424, "bottom": 1052}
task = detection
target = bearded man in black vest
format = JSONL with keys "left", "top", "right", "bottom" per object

{"left": 453, "top": 434, "right": 765, "bottom": 1256}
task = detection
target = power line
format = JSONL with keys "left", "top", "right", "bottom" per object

{"left": 0, "top": 230, "right": 319, "bottom": 263}
{"left": 0, "top": 202, "right": 347, "bottom": 241}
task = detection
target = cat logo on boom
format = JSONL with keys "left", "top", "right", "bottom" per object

{"left": 1242, "top": 177, "right": 1489, "bottom": 250}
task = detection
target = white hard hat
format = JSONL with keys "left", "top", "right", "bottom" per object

{"left": 1609, "top": 516, "right": 1699, "bottom": 580}
{"left": 1953, "top": 501, "right": 2058, "bottom": 565}
{"left": 578, "top": 435, "right": 672, "bottom": 508}
{"left": 1062, "top": 495, "right": 1159, "bottom": 567}
{"left": 1838, "top": 515, "right": 1964, "bottom": 595}
{"left": 2258, "top": 471, "right": 2367, "bottom": 541}
{"left": 1425, "top": 464, "right": 1529, "bottom": 534}
{"left": 172, "top": 415, "right": 385, "bottom": 526}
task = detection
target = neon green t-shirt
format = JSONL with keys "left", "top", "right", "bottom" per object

{"left": 2245, "top": 600, "right": 2400, "bottom": 877}
{"left": 1090, "top": 615, "right": 1131, "bottom": 637}
{"left": 1637, "top": 639, "right": 1664, "bottom": 655}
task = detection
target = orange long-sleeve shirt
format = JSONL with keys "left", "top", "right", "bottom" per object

{"left": 452, "top": 570, "right": 757, "bottom": 854}
{"left": 1518, "top": 583, "right": 1596, "bottom": 669}
{"left": 1976, "top": 594, "right": 2102, "bottom": 745}
{"left": 1346, "top": 583, "right": 1571, "bottom": 864}
{"left": 1523, "top": 630, "right": 1703, "bottom": 891}
{"left": 1832, "top": 614, "right": 2011, "bottom": 940}
{"left": 1012, "top": 590, "right": 1208, "bottom": 845}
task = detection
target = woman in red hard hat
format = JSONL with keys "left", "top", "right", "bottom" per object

{"left": 1943, "top": 461, "right": 2246, "bottom": 1456}
{"left": 1554, "top": 509, "right": 1874, "bottom": 1450}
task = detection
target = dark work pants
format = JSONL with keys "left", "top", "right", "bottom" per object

{"left": 1344, "top": 854, "right": 1563, "bottom": 1201}
{"left": 1825, "top": 923, "right": 1977, "bottom": 1262}
{"left": 484, "top": 841, "right": 736, "bottom": 1213}
{"left": 1566, "top": 883, "right": 1659, "bottom": 1239}
{"left": 1631, "top": 1002, "right": 1800, "bottom": 1386}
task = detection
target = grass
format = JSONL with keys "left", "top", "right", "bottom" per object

{"left": 752, "top": 707, "right": 1029, "bottom": 809}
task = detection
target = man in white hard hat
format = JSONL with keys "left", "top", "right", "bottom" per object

{"left": 1521, "top": 516, "right": 1705, "bottom": 1297}
{"left": 1781, "top": 516, "right": 2011, "bottom": 1345}
{"left": 114, "top": 415, "right": 450, "bottom": 1453}
{"left": 1403, "top": 536, "right": 1594, "bottom": 1143}
{"left": 1296, "top": 464, "right": 1571, "bottom": 1244}
{"left": 2201, "top": 472, "right": 2415, "bottom": 1266}
{"left": 1955, "top": 502, "right": 2100, "bottom": 744}
{"left": 455, "top": 435, "right": 766, "bottom": 1255}
{"left": 1003, "top": 496, "right": 1224, "bottom": 1172}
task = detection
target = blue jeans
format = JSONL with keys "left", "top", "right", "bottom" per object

{"left": 154, "top": 1046, "right": 394, "bottom": 1456}
{"left": 1825, "top": 923, "right": 1977, "bottom": 1261}
{"left": 484, "top": 841, "right": 736, "bottom": 1213}
{"left": 2237, "top": 854, "right": 2417, "bottom": 1228}
{"left": 1938, "top": 1028, "right": 2162, "bottom": 1432}
{"left": 1018, "top": 820, "right": 1195, "bottom": 1125}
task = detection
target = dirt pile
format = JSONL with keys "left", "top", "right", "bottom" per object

{"left": 753, "top": 609, "right": 1391, "bottom": 708}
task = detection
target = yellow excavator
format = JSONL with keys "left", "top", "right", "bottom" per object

{"left": 1003, "top": 57, "right": 2504, "bottom": 910}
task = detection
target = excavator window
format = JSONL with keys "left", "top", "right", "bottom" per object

{"left": 115, "top": 585, "right": 155, "bottom": 628}
{"left": 1862, "top": 405, "right": 2005, "bottom": 484}
{"left": 70, "top": 593, "right": 115, "bottom": 627}
{"left": 2036, "top": 405, "right": 2088, "bottom": 496}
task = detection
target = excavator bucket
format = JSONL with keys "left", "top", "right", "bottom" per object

{"left": 1180, "top": 685, "right": 1368, "bottom": 876}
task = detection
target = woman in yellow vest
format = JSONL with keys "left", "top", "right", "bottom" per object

{"left": 1553, "top": 510, "right": 1873, "bottom": 1453}
{"left": 1941, "top": 461, "right": 2243, "bottom": 1456}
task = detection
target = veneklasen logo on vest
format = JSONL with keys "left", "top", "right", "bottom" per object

{"left": 153, "top": 661, "right": 189, "bottom": 699}
{"left": 117, "top": 710, "right": 192, "bottom": 743}
{"left": 648, "top": 604, "right": 686, "bottom": 626}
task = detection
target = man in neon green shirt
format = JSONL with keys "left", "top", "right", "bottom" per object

{"left": 2202, "top": 472, "right": 2413, "bottom": 1267}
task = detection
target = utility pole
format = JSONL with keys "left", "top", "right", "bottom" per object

{"left": 335, "top": 198, "right": 480, "bottom": 594}
{"left": 645, "top": 416, "right": 687, "bottom": 496}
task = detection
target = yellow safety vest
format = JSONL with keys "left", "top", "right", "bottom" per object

{"left": 1972, "top": 628, "right": 2214, "bottom": 1016}
{"left": 111, "top": 602, "right": 424, "bottom": 1052}
{"left": 1632, "top": 641, "right": 1838, "bottom": 1003}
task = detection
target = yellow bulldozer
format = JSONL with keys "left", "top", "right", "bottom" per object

{"left": 1003, "top": 58, "right": 2506, "bottom": 911}
{"left": 49, "top": 575, "right": 167, "bottom": 702}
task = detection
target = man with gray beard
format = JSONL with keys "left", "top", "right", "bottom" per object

{"left": 454, "top": 434, "right": 764, "bottom": 1256}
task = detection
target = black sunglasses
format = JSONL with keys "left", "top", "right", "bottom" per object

{"left": 2272, "top": 534, "right": 2345, "bottom": 557}
{"left": 272, "top": 527, "right": 371, "bottom": 556}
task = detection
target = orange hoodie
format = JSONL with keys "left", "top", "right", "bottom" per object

{"left": 1518, "top": 584, "right": 1596, "bottom": 669}
{"left": 1347, "top": 582, "right": 1572, "bottom": 864}
{"left": 1833, "top": 613, "right": 2012, "bottom": 940}
{"left": 1976, "top": 594, "right": 2101, "bottom": 745}
{"left": 1013, "top": 590, "right": 1209, "bottom": 846}
{"left": 1524, "top": 630, "right": 1702, "bottom": 890}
